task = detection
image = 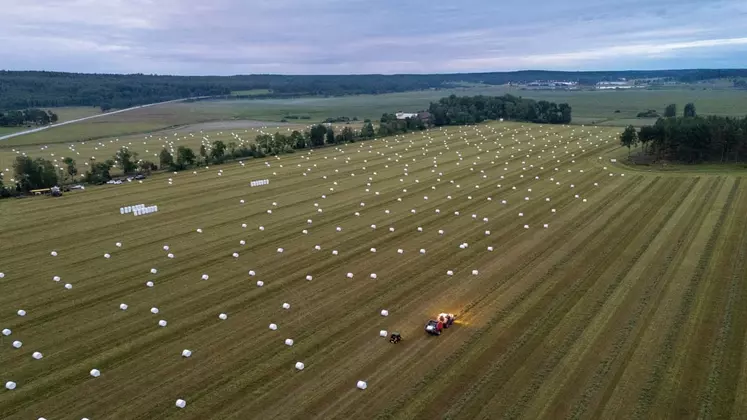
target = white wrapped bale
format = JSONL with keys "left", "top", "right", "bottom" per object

{"left": 32, "top": 351, "right": 43, "bottom": 360}
{"left": 295, "top": 362, "right": 305, "bottom": 370}
{"left": 379, "top": 330, "right": 388, "bottom": 337}
{"left": 285, "top": 338, "right": 294, "bottom": 346}
{"left": 201, "top": 274, "right": 209, "bottom": 280}
{"left": 53, "top": 275, "right": 61, "bottom": 282}
{"left": 248, "top": 270, "right": 256, "bottom": 276}
{"left": 182, "top": 349, "right": 192, "bottom": 358}
{"left": 219, "top": 313, "right": 228, "bottom": 320}
{"left": 158, "top": 320, "right": 168, "bottom": 327}
{"left": 1, "top": 328, "right": 10, "bottom": 336}
{"left": 346, "top": 272, "right": 354, "bottom": 279}
{"left": 151, "top": 307, "right": 159, "bottom": 314}
{"left": 176, "top": 399, "right": 186, "bottom": 408}
{"left": 5, "top": 381, "right": 16, "bottom": 390}
{"left": 305, "top": 275, "right": 313, "bottom": 281}
{"left": 472, "top": 270, "right": 479, "bottom": 275}
{"left": 64, "top": 283, "right": 72, "bottom": 290}
{"left": 357, "top": 380, "right": 367, "bottom": 390}
{"left": 146, "top": 281, "right": 154, "bottom": 287}
{"left": 282, "top": 303, "right": 290, "bottom": 309}
{"left": 370, "top": 273, "right": 377, "bottom": 279}
{"left": 150, "top": 268, "right": 158, "bottom": 274}
{"left": 447, "top": 270, "right": 454, "bottom": 276}
{"left": 12, "top": 340, "right": 22, "bottom": 349}
{"left": 380, "top": 309, "right": 389, "bottom": 317}
{"left": 256, "top": 281, "right": 264, "bottom": 287}
{"left": 269, "top": 323, "right": 278, "bottom": 330}
{"left": 90, "top": 369, "right": 101, "bottom": 377}
{"left": 17, "top": 310, "right": 26, "bottom": 317}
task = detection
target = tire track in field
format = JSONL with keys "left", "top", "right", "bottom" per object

{"left": 588, "top": 176, "right": 724, "bottom": 419}
{"left": 562, "top": 176, "right": 713, "bottom": 419}
{"left": 697, "top": 180, "right": 746, "bottom": 419}
{"left": 373, "top": 177, "right": 653, "bottom": 420}
{"left": 447, "top": 178, "right": 685, "bottom": 419}
{"left": 493, "top": 177, "right": 703, "bottom": 419}
{"left": 516, "top": 177, "right": 703, "bottom": 420}
{"left": 632, "top": 178, "right": 739, "bottom": 418}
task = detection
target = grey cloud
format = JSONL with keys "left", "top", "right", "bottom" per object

{"left": 1, "top": 0, "right": 745, "bottom": 74}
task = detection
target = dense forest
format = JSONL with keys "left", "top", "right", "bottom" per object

{"left": 2, "top": 69, "right": 746, "bottom": 110}
{"left": 429, "top": 94, "right": 572, "bottom": 125}
{"left": 620, "top": 103, "right": 747, "bottom": 163}
{"left": 0, "top": 108, "right": 58, "bottom": 127}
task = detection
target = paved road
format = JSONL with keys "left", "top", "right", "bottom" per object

{"left": 0, "top": 97, "right": 212, "bottom": 141}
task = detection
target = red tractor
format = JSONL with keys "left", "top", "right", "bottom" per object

{"left": 425, "top": 313, "right": 456, "bottom": 336}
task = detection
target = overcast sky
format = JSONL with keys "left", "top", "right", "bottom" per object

{"left": 2, "top": 0, "right": 746, "bottom": 75}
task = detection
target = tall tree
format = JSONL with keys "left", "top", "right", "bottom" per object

{"left": 664, "top": 104, "right": 677, "bottom": 118}
{"left": 84, "top": 160, "right": 114, "bottom": 184}
{"left": 13, "top": 156, "right": 59, "bottom": 191}
{"left": 115, "top": 147, "right": 138, "bottom": 174}
{"left": 290, "top": 130, "right": 305, "bottom": 149}
{"left": 176, "top": 146, "right": 196, "bottom": 169}
{"left": 62, "top": 157, "right": 77, "bottom": 183}
{"left": 360, "top": 122, "right": 375, "bottom": 138}
{"left": 211, "top": 140, "right": 226, "bottom": 162}
{"left": 620, "top": 125, "right": 639, "bottom": 157}
{"left": 159, "top": 148, "right": 174, "bottom": 168}
{"left": 326, "top": 127, "right": 335, "bottom": 144}
{"left": 684, "top": 103, "right": 697, "bottom": 118}
{"left": 309, "top": 124, "right": 327, "bottom": 147}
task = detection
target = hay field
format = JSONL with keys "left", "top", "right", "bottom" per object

{"left": 5, "top": 85, "right": 746, "bottom": 148}
{"left": 0, "top": 122, "right": 355, "bottom": 175}
{"left": 2, "top": 122, "right": 747, "bottom": 419}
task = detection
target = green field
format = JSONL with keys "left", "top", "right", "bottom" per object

{"left": 0, "top": 107, "right": 103, "bottom": 139}
{"left": 4, "top": 85, "right": 746, "bottom": 149}
{"left": 2, "top": 121, "right": 747, "bottom": 419}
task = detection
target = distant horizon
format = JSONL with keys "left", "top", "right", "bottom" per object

{"left": 2, "top": 67, "right": 746, "bottom": 78}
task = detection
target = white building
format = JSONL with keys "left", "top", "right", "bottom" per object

{"left": 395, "top": 112, "right": 418, "bottom": 120}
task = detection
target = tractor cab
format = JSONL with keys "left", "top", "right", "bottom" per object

{"left": 425, "top": 320, "right": 441, "bottom": 335}
{"left": 426, "top": 313, "right": 457, "bottom": 336}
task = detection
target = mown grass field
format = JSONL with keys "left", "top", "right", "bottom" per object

{"left": 2, "top": 121, "right": 746, "bottom": 419}
{"left": 4, "top": 85, "right": 746, "bottom": 148}
{"left": 0, "top": 122, "right": 358, "bottom": 174}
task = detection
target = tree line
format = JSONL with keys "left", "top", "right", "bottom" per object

{"left": 428, "top": 94, "right": 572, "bottom": 125}
{"left": 0, "top": 108, "right": 58, "bottom": 127}
{"left": 3, "top": 69, "right": 746, "bottom": 111}
{"left": 620, "top": 103, "right": 747, "bottom": 163}
{"left": 0, "top": 122, "right": 379, "bottom": 197}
